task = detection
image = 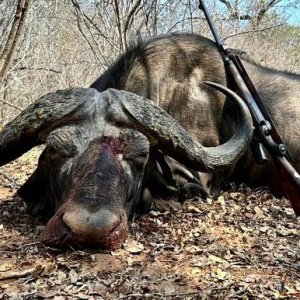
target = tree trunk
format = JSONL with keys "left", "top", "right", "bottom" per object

{"left": 0, "top": 0, "right": 32, "bottom": 83}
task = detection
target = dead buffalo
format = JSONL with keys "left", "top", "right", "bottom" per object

{"left": 0, "top": 32, "right": 298, "bottom": 249}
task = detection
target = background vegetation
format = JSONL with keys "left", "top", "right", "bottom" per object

{"left": 0, "top": 0, "right": 299, "bottom": 125}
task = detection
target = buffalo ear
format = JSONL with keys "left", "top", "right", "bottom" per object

{"left": 19, "top": 167, "right": 57, "bottom": 221}
{"left": 0, "top": 88, "right": 99, "bottom": 166}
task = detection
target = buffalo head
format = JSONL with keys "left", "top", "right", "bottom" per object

{"left": 0, "top": 84, "right": 253, "bottom": 249}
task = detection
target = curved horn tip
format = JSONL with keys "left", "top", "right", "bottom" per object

{"left": 204, "top": 81, "right": 236, "bottom": 97}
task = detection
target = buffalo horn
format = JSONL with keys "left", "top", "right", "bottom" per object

{"left": 0, "top": 88, "right": 97, "bottom": 166}
{"left": 105, "top": 83, "right": 253, "bottom": 172}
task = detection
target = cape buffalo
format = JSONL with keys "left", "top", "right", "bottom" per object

{"left": 0, "top": 33, "right": 298, "bottom": 249}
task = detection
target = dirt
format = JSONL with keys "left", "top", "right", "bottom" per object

{"left": 0, "top": 148, "right": 299, "bottom": 299}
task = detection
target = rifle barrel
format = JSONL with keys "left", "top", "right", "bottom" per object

{"left": 199, "top": 1, "right": 224, "bottom": 50}
{"left": 226, "top": 60, "right": 266, "bottom": 125}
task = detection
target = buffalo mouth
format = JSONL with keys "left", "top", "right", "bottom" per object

{"left": 40, "top": 210, "right": 129, "bottom": 250}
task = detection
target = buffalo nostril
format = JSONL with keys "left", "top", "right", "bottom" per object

{"left": 40, "top": 212, "right": 73, "bottom": 245}
{"left": 40, "top": 207, "right": 128, "bottom": 249}
{"left": 62, "top": 208, "right": 122, "bottom": 236}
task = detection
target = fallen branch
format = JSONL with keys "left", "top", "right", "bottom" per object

{"left": 0, "top": 267, "right": 37, "bottom": 281}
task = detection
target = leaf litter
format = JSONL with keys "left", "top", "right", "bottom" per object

{"left": 0, "top": 148, "right": 299, "bottom": 299}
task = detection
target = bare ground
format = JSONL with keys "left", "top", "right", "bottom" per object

{"left": 0, "top": 148, "right": 299, "bottom": 299}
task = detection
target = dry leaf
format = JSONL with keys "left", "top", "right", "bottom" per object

{"left": 185, "top": 245, "right": 203, "bottom": 254}
{"left": 206, "top": 198, "right": 213, "bottom": 205}
{"left": 187, "top": 205, "right": 202, "bottom": 213}
{"left": 254, "top": 206, "right": 265, "bottom": 219}
{"left": 53, "top": 296, "right": 66, "bottom": 300}
{"left": 217, "top": 196, "right": 225, "bottom": 206}
{"left": 31, "top": 265, "right": 44, "bottom": 278}
{"left": 124, "top": 241, "right": 144, "bottom": 254}
{"left": 208, "top": 255, "right": 228, "bottom": 264}
{"left": 260, "top": 226, "right": 269, "bottom": 233}
{"left": 0, "top": 263, "right": 13, "bottom": 272}
{"left": 77, "top": 292, "right": 90, "bottom": 299}
{"left": 212, "top": 269, "right": 230, "bottom": 281}
{"left": 69, "top": 269, "right": 78, "bottom": 284}
{"left": 56, "top": 271, "right": 67, "bottom": 284}
{"left": 190, "top": 267, "right": 202, "bottom": 275}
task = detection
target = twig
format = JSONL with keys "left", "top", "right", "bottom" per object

{"left": 0, "top": 267, "right": 35, "bottom": 281}
{"left": 0, "top": 99, "right": 22, "bottom": 111}
{"left": 116, "top": 294, "right": 146, "bottom": 300}
{"left": 230, "top": 249, "right": 256, "bottom": 267}
{"left": 164, "top": 291, "right": 202, "bottom": 298}
{"left": 223, "top": 23, "right": 284, "bottom": 41}
{"left": 116, "top": 291, "right": 203, "bottom": 299}
{"left": 20, "top": 241, "right": 41, "bottom": 248}
{"left": 123, "top": 0, "right": 143, "bottom": 49}
{"left": 15, "top": 66, "right": 62, "bottom": 73}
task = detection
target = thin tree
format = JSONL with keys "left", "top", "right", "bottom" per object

{"left": 0, "top": 0, "right": 32, "bottom": 84}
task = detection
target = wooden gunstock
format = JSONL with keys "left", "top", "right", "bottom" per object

{"left": 274, "top": 156, "right": 300, "bottom": 216}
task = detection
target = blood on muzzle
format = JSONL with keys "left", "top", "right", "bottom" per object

{"left": 41, "top": 206, "right": 128, "bottom": 250}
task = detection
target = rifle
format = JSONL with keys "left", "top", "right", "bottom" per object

{"left": 199, "top": 0, "right": 300, "bottom": 216}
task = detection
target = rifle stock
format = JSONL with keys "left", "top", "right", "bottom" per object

{"left": 274, "top": 156, "right": 300, "bottom": 214}
{"left": 199, "top": 0, "right": 300, "bottom": 215}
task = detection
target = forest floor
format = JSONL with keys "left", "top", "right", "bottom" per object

{"left": 0, "top": 148, "right": 299, "bottom": 300}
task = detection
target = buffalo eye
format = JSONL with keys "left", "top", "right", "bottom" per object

{"left": 46, "top": 143, "right": 77, "bottom": 159}
{"left": 131, "top": 153, "right": 149, "bottom": 167}
{"left": 125, "top": 151, "right": 149, "bottom": 169}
